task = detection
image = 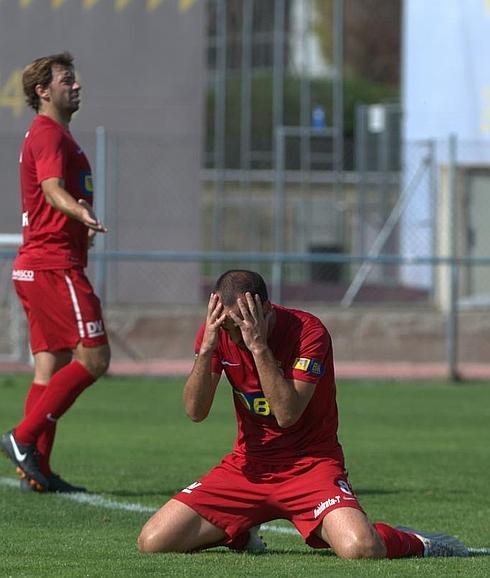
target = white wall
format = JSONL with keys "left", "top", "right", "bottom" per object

{"left": 401, "top": 0, "right": 490, "bottom": 289}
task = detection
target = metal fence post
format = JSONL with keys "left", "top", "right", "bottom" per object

{"left": 95, "top": 125, "right": 107, "bottom": 305}
{"left": 272, "top": 126, "right": 285, "bottom": 303}
{"left": 447, "top": 133, "right": 460, "bottom": 381}
{"left": 211, "top": 0, "right": 227, "bottom": 276}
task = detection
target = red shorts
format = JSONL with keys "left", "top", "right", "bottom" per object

{"left": 13, "top": 268, "right": 108, "bottom": 353}
{"left": 174, "top": 452, "right": 365, "bottom": 548}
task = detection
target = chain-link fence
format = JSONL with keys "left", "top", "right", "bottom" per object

{"left": 1, "top": 131, "right": 489, "bottom": 376}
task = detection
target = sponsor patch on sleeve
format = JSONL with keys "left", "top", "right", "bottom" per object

{"left": 80, "top": 171, "right": 93, "bottom": 198}
{"left": 293, "top": 357, "right": 325, "bottom": 376}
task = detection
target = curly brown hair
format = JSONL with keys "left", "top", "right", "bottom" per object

{"left": 22, "top": 51, "right": 74, "bottom": 112}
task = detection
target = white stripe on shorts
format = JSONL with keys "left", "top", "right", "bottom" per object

{"left": 64, "top": 274, "right": 86, "bottom": 338}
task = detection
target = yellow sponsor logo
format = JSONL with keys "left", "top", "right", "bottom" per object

{"left": 84, "top": 174, "right": 93, "bottom": 193}
{"left": 294, "top": 357, "right": 324, "bottom": 376}
{"left": 294, "top": 357, "right": 311, "bottom": 371}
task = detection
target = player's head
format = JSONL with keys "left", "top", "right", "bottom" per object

{"left": 22, "top": 51, "right": 79, "bottom": 113}
{"left": 214, "top": 270, "right": 272, "bottom": 347}
{"left": 214, "top": 270, "right": 269, "bottom": 307}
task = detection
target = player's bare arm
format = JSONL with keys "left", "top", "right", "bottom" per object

{"left": 41, "top": 177, "right": 107, "bottom": 232}
{"left": 183, "top": 293, "right": 226, "bottom": 422}
{"left": 230, "top": 293, "right": 316, "bottom": 427}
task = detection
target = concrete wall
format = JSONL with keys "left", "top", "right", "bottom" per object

{"left": 0, "top": 0, "right": 205, "bottom": 302}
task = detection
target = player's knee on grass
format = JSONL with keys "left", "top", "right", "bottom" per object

{"left": 332, "top": 532, "right": 386, "bottom": 559}
{"left": 137, "top": 525, "right": 188, "bottom": 554}
{"left": 137, "top": 529, "right": 166, "bottom": 553}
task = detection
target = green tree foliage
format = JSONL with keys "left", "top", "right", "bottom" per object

{"left": 313, "top": 0, "right": 401, "bottom": 84}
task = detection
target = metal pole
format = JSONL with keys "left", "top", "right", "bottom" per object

{"left": 272, "top": 126, "right": 285, "bottom": 303}
{"left": 355, "top": 104, "right": 367, "bottom": 256}
{"left": 300, "top": 0, "right": 312, "bottom": 275}
{"left": 95, "top": 125, "right": 107, "bottom": 305}
{"left": 271, "top": 0, "right": 286, "bottom": 301}
{"left": 273, "top": 0, "right": 285, "bottom": 161}
{"left": 240, "top": 0, "right": 255, "bottom": 251}
{"left": 333, "top": 0, "right": 344, "bottom": 179}
{"left": 427, "top": 139, "right": 437, "bottom": 303}
{"left": 240, "top": 0, "right": 252, "bottom": 175}
{"left": 447, "top": 133, "right": 460, "bottom": 381}
{"left": 300, "top": 0, "right": 311, "bottom": 173}
{"left": 211, "top": 0, "right": 227, "bottom": 275}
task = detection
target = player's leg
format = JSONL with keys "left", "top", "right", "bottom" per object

{"left": 32, "top": 349, "right": 73, "bottom": 385}
{"left": 139, "top": 454, "right": 269, "bottom": 554}
{"left": 1, "top": 269, "right": 109, "bottom": 489}
{"left": 316, "top": 507, "right": 387, "bottom": 558}
{"left": 138, "top": 499, "right": 228, "bottom": 553}
{"left": 13, "top": 269, "right": 110, "bottom": 444}
{"left": 283, "top": 458, "right": 423, "bottom": 559}
{"left": 317, "top": 508, "right": 428, "bottom": 559}
{"left": 74, "top": 341, "right": 111, "bottom": 379}
{"left": 24, "top": 350, "right": 72, "bottom": 477}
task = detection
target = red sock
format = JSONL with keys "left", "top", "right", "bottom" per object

{"left": 24, "top": 382, "right": 56, "bottom": 476}
{"left": 374, "top": 523, "right": 424, "bottom": 558}
{"left": 15, "top": 361, "right": 95, "bottom": 445}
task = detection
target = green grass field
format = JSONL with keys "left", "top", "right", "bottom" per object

{"left": 0, "top": 374, "right": 489, "bottom": 577}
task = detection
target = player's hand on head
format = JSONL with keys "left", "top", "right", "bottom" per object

{"left": 200, "top": 292, "right": 226, "bottom": 354}
{"left": 78, "top": 198, "right": 107, "bottom": 232}
{"left": 230, "top": 292, "right": 268, "bottom": 354}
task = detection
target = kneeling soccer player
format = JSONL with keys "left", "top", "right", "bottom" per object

{"left": 138, "top": 270, "right": 467, "bottom": 558}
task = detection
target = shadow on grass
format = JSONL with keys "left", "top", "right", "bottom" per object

{"left": 355, "top": 487, "right": 401, "bottom": 496}
{"left": 102, "top": 488, "right": 180, "bottom": 498}
{"left": 104, "top": 486, "right": 403, "bottom": 499}
{"left": 196, "top": 548, "right": 337, "bottom": 557}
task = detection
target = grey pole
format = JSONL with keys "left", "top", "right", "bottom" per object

{"left": 273, "top": 0, "right": 286, "bottom": 162}
{"left": 272, "top": 126, "right": 285, "bottom": 304}
{"left": 211, "top": 0, "right": 227, "bottom": 275}
{"left": 240, "top": 0, "right": 253, "bottom": 176}
{"left": 447, "top": 133, "right": 460, "bottom": 381}
{"left": 240, "top": 0, "right": 256, "bottom": 251}
{"left": 94, "top": 125, "right": 107, "bottom": 305}
{"left": 272, "top": 0, "right": 286, "bottom": 302}
{"left": 428, "top": 139, "right": 437, "bottom": 303}
{"left": 333, "top": 0, "right": 344, "bottom": 183}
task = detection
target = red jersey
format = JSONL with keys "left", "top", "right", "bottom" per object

{"left": 195, "top": 304, "right": 342, "bottom": 462}
{"left": 15, "top": 115, "right": 93, "bottom": 270}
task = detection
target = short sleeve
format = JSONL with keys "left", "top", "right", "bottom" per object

{"left": 289, "top": 320, "right": 331, "bottom": 383}
{"left": 31, "top": 126, "right": 66, "bottom": 183}
{"left": 194, "top": 322, "right": 223, "bottom": 375}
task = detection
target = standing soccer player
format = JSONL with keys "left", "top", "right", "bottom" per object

{"left": 0, "top": 52, "right": 111, "bottom": 493}
{"left": 138, "top": 270, "right": 467, "bottom": 558}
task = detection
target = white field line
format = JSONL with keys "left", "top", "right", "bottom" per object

{"left": 1, "top": 476, "right": 488, "bottom": 555}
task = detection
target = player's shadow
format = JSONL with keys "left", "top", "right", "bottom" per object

{"left": 201, "top": 548, "right": 337, "bottom": 557}
{"left": 203, "top": 548, "right": 488, "bottom": 558}
{"left": 103, "top": 486, "right": 402, "bottom": 498}
{"left": 355, "top": 487, "right": 402, "bottom": 496}
{"left": 103, "top": 487, "right": 181, "bottom": 498}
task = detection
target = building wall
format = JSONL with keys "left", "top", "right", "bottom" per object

{"left": 0, "top": 0, "right": 205, "bottom": 303}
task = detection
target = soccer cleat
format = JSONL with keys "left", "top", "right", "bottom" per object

{"left": 244, "top": 526, "right": 267, "bottom": 553}
{"left": 397, "top": 526, "right": 468, "bottom": 557}
{"left": 20, "top": 472, "right": 87, "bottom": 494}
{"left": 0, "top": 430, "right": 48, "bottom": 491}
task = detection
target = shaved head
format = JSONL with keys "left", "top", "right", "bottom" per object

{"left": 214, "top": 270, "right": 269, "bottom": 307}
